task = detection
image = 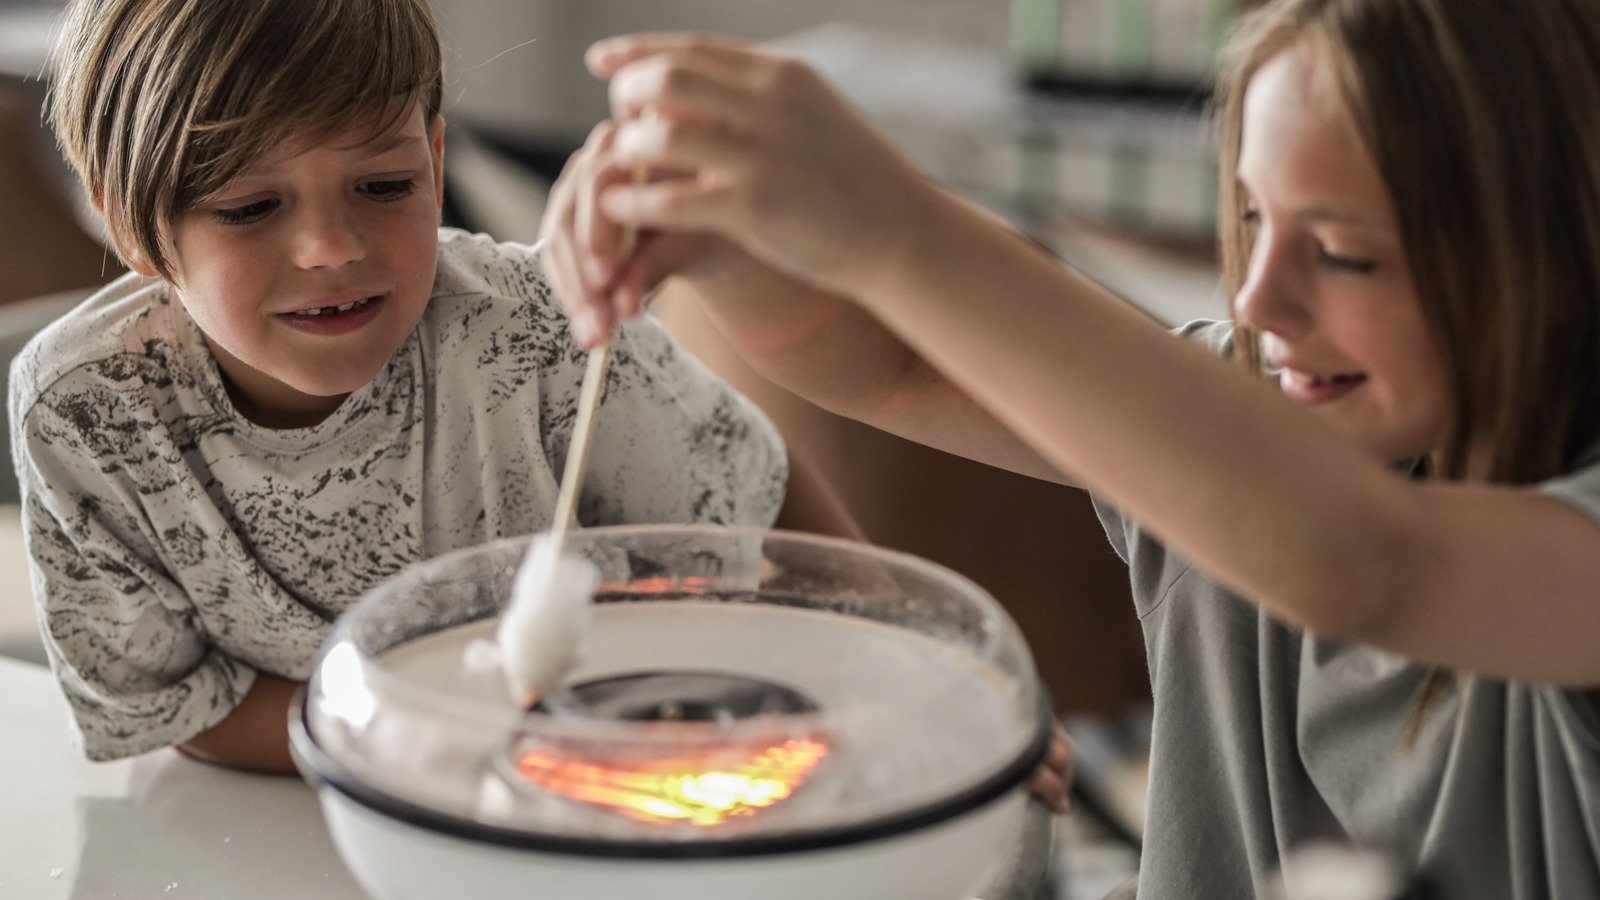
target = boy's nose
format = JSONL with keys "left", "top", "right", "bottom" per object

{"left": 1232, "top": 237, "right": 1312, "bottom": 340}
{"left": 292, "top": 207, "right": 365, "bottom": 270}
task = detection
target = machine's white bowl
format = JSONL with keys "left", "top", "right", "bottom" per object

{"left": 292, "top": 526, "right": 1050, "bottom": 900}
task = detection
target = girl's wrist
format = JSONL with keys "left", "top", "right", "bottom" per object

{"left": 847, "top": 178, "right": 968, "bottom": 315}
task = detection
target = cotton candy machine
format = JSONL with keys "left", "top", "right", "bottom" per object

{"left": 291, "top": 526, "right": 1051, "bottom": 900}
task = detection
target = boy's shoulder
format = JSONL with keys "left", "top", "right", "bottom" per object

{"left": 419, "top": 228, "right": 576, "bottom": 365}
{"left": 430, "top": 227, "right": 558, "bottom": 312}
{"left": 10, "top": 274, "right": 195, "bottom": 422}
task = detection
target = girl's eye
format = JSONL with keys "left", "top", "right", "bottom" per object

{"left": 213, "top": 198, "right": 278, "bottom": 225}
{"left": 1318, "top": 248, "right": 1378, "bottom": 274}
{"left": 1241, "top": 208, "right": 1261, "bottom": 224}
{"left": 361, "top": 179, "right": 417, "bottom": 201}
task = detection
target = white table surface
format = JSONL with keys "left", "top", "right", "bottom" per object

{"left": 0, "top": 656, "right": 367, "bottom": 899}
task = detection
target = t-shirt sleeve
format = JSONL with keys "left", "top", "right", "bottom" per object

{"left": 12, "top": 381, "right": 255, "bottom": 761}
{"left": 1538, "top": 446, "right": 1600, "bottom": 528}
{"left": 534, "top": 299, "right": 787, "bottom": 531}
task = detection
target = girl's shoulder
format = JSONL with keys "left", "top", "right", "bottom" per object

{"left": 1173, "top": 318, "right": 1237, "bottom": 357}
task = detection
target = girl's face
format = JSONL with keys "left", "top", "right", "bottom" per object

{"left": 148, "top": 107, "right": 445, "bottom": 428}
{"left": 1233, "top": 46, "right": 1450, "bottom": 464}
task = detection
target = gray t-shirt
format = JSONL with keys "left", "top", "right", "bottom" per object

{"left": 11, "top": 228, "right": 787, "bottom": 761}
{"left": 1092, "top": 320, "right": 1600, "bottom": 899}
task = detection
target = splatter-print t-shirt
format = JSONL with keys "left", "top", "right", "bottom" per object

{"left": 9, "top": 229, "right": 787, "bottom": 761}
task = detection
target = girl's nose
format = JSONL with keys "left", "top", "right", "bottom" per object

{"left": 292, "top": 205, "right": 365, "bottom": 270}
{"left": 1232, "top": 233, "right": 1312, "bottom": 340}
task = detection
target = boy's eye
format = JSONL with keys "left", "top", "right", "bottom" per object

{"left": 361, "top": 179, "right": 417, "bottom": 200}
{"left": 213, "top": 198, "right": 278, "bottom": 225}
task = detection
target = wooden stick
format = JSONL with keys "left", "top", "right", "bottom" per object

{"left": 548, "top": 156, "right": 648, "bottom": 547}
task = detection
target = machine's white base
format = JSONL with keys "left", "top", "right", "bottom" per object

{"left": 317, "top": 785, "right": 1023, "bottom": 900}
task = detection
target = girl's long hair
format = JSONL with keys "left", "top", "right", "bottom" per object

{"left": 1214, "top": 0, "right": 1600, "bottom": 742}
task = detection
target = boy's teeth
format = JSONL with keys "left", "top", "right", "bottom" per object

{"left": 294, "top": 297, "right": 372, "bottom": 316}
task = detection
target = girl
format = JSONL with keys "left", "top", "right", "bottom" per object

{"left": 541, "top": 0, "right": 1600, "bottom": 895}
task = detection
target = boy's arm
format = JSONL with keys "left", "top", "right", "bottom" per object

{"left": 16, "top": 388, "right": 276, "bottom": 766}
{"left": 174, "top": 673, "right": 300, "bottom": 775}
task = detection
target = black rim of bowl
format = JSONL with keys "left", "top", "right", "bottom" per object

{"left": 289, "top": 688, "right": 1053, "bottom": 860}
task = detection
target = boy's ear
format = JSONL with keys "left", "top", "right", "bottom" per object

{"left": 429, "top": 113, "right": 446, "bottom": 217}
{"left": 92, "top": 192, "right": 158, "bottom": 278}
{"left": 125, "top": 253, "right": 159, "bottom": 279}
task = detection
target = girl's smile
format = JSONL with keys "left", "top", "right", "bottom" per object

{"left": 144, "top": 107, "right": 446, "bottom": 429}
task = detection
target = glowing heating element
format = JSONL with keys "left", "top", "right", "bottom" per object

{"left": 515, "top": 736, "right": 829, "bottom": 826}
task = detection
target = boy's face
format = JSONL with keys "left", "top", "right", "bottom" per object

{"left": 148, "top": 106, "right": 445, "bottom": 428}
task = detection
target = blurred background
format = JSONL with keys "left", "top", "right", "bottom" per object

{"left": 0, "top": 1, "right": 1258, "bottom": 896}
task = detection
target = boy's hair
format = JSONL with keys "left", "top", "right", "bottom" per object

{"left": 1214, "top": 0, "right": 1600, "bottom": 738}
{"left": 48, "top": 0, "right": 444, "bottom": 281}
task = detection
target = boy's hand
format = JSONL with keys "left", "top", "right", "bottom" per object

{"left": 1028, "top": 721, "right": 1075, "bottom": 814}
{"left": 580, "top": 34, "right": 940, "bottom": 306}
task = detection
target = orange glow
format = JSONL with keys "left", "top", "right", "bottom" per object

{"left": 597, "top": 576, "right": 719, "bottom": 595}
{"left": 515, "top": 735, "right": 829, "bottom": 826}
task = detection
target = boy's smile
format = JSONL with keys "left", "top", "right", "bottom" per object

{"left": 1233, "top": 45, "right": 1450, "bottom": 466}
{"left": 147, "top": 107, "right": 445, "bottom": 429}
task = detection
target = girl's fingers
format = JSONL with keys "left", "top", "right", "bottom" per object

{"left": 1027, "top": 767, "right": 1072, "bottom": 814}
{"left": 613, "top": 231, "right": 729, "bottom": 317}
{"left": 539, "top": 129, "right": 626, "bottom": 345}
{"left": 1049, "top": 725, "right": 1075, "bottom": 779}
{"left": 570, "top": 126, "right": 629, "bottom": 285}
{"left": 586, "top": 33, "right": 760, "bottom": 79}
{"left": 598, "top": 176, "right": 746, "bottom": 243}
{"left": 610, "top": 114, "right": 751, "bottom": 182}
{"left": 607, "top": 51, "right": 761, "bottom": 126}
{"left": 1027, "top": 724, "right": 1076, "bottom": 814}
{"left": 544, "top": 218, "right": 615, "bottom": 348}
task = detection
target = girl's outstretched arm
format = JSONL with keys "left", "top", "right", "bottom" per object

{"left": 572, "top": 35, "right": 1600, "bottom": 688}
{"left": 539, "top": 108, "right": 1072, "bottom": 484}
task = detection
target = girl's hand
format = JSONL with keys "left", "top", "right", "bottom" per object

{"left": 539, "top": 115, "right": 750, "bottom": 347}
{"left": 1027, "top": 721, "right": 1075, "bottom": 815}
{"left": 584, "top": 33, "right": 940, "bottom": 302}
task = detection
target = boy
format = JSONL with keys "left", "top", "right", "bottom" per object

{"left": 16, "top": 0, "right": 848, "bottom": 774}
